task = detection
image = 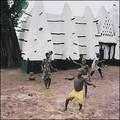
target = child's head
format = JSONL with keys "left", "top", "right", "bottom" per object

{"left": 49, "top": 51, "right": 53, "bottom": 55}
{"left": 79, "top": 54, "right": 83, "bottom": 58}
{"left": 77, "top": 68, "right": 84, "bottom": 78}
{"left": 82, "top": 59, "right": 86, "bottom": 65}
{"left": 45, "top": 52, "right": 49, "bottom": 59}
{"left": 77, "top": 72, "right": 82, "bottom": 78}
{"left": 96, "top": 53, "right": 100, "bottom": 58}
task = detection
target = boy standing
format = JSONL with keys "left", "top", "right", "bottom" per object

{"left": 69, "top": 56, "right": 91, "bottom": 81}
{"left": 41, "top": 51, "right": 56, "bottom": 89}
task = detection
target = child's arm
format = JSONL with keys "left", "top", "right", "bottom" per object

{"left": 69, "top": 56, "right": 82, "bottom": 67}
{"left": 50, "top": 63, "right": 57, "bottom": 72}
{"left": 87, "top": 65, "right": 91, "bottom": 76}
{"left": 84, "top": 79, "right": 96, "bottom": 87}
{"left": 41, "top": 60, "right": 45, "bottom": 72}
{"left": 64, "top": 76, "right": 75, "bottom": 80}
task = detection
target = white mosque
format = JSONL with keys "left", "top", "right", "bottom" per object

{"left": 16, "top": 1, "right": 119, "bottom": 73}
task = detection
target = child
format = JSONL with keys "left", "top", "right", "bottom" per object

{"left": 41, "top": 51, "right": 56, "bottom": 89}
{"left": 90, "top": 53, "right": 104, "bottom": 78}
{"left": 69, "top": 56, "right": 91, "bottom": 81}
{"left": 64, "top": 69, "right": 96, "bottom": 111}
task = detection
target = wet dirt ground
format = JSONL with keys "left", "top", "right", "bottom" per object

{"left": 1, "top": 66, "right": 119, "bottom": 119}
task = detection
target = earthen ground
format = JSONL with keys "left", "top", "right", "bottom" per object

{"left": 1, "top": 66, "right": 119, "bottom": 119}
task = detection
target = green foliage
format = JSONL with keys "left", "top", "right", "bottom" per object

{"left": 9, "top": 0, "right": 29, "bottom": 27}
{"left": 1, "top": 0, "right": 28, "bottom": 30}
{"left": 0, "top": 1, "right": 9, "bottom": 31}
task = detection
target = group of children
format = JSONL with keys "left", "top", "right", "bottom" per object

{"left": 41, "top": 51, "right": 104, "bottom": 111}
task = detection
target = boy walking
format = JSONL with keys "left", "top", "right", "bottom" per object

{"left": 90, "top": 53, "right": 104, "bottom": 78}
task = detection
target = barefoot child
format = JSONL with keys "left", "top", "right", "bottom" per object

{"left": 41, "top": 51, "right": 56, "bottom": 89}
{"left": 69, "top": 56, "right": 91, "bottom": 81}
{"left": 90, "top": 53, "right": 104, "bottom": 78}
{"left": 64, "top": 69, "right": 96, "bottom": 111}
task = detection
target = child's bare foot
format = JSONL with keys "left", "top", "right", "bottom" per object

{"left": 89, "top": 79, "right": 91, "bottom": 82}
{"left": 93, "top": 84, "right": 96, "bottom": 88}
{"left": 79, "top": 104, "right": 82, "bottom": 111}
{"left": 63, "top": 108, "right": 67, "bottom": 111}
{"left": 79, "top": 108, "right": 82, "bottom": 111}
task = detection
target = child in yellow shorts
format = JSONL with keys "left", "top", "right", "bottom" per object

{"left": 64, "top": 68, "right": 96, "bottom": 111}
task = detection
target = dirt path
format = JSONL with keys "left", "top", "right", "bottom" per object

{"left": 1, "top": 66, "right": 119, "bottom": 119}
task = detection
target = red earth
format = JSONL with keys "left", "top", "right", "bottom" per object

{"left": 1, "top": 66, "right": 119, "bottom": 119}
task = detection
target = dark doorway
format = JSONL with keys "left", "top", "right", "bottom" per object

{"left": 99, "top": 42, "right": 116, "bottom": 60}
{"left": 99, "top": 46, "right": 104, "bottom": 60}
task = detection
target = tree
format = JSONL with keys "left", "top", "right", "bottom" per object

{"left": 0, "top": 0, "right": 28, "bottom": 67}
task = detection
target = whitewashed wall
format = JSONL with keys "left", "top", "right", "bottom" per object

{"left": 62, "top": 3, "right": 79, "bottom": 60}
{"left": 73, "top": 16, "right": 87, "bottom": 58}
{"left": 109, "top": 4, "right": 119, "bottom": 59}
{"left": 46, "top": 13, "right": 65, "bottom": 59}
{"left": 96, "top": 6, "right": 117, "bottom": 59}
{"left": 17, "top": 2, "right": 119, "bottom": 61}
{"left": 83, "top": 6, "right": 99, "bottom": 59}
{"left": 18, "top": 1, "right": 53, "bottom": 61}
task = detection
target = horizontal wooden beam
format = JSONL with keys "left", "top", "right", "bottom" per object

{"left": 47, "top": 20, "right": 65, "bottom": 22}
{"left": 95, "top": 34, "right": 101, "bottom": 37}
{"left": 47, "top": 40, "right": 52, "bottom": 42}
{"left": 93, "top": 20, "right": 99, "bottom": 22}
{"left": 53, "top": 43, "right": 64, "bottom": 45}
{"left": 80, "top": 54, "right": 87, "bottom": 55}
{"left": 73, "top": 42, "right": 78, "bottom": 45}
{"left": 99, "top": 42, "right": 116, "bottom": 45}
{"left": 79, "top": 45, "right": 87, "bottom": 47}
{"left": 73, "top": 52, "right": 77, "bottom": 54}
{"left": 21, "top": 28, "right": 29, "bottom": 31}
{"left": 72, "top": 33, "right": 75, "bottom": 35}
{"left": 95, "top": 45, "right": 99, "bottom": 47}
{"left": 77, "top": 36, "right": 86, "bottom": 38}
{"left": 51, "top": 33, "right": 65, "bottom": 35}
{"left": 75, "top": 22, "right": 87, "bottom": 25}
{"left": 19, "top": 39, "right": 27, "bottom": 42}
{"left": 34, "top": 39, "right": 37, "bottom": 41}
{"left": 71, "top": 18, "right": 75, "bottom": 20}
{"left": 54, "top": 53, "right": 63, "bottom": 55}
